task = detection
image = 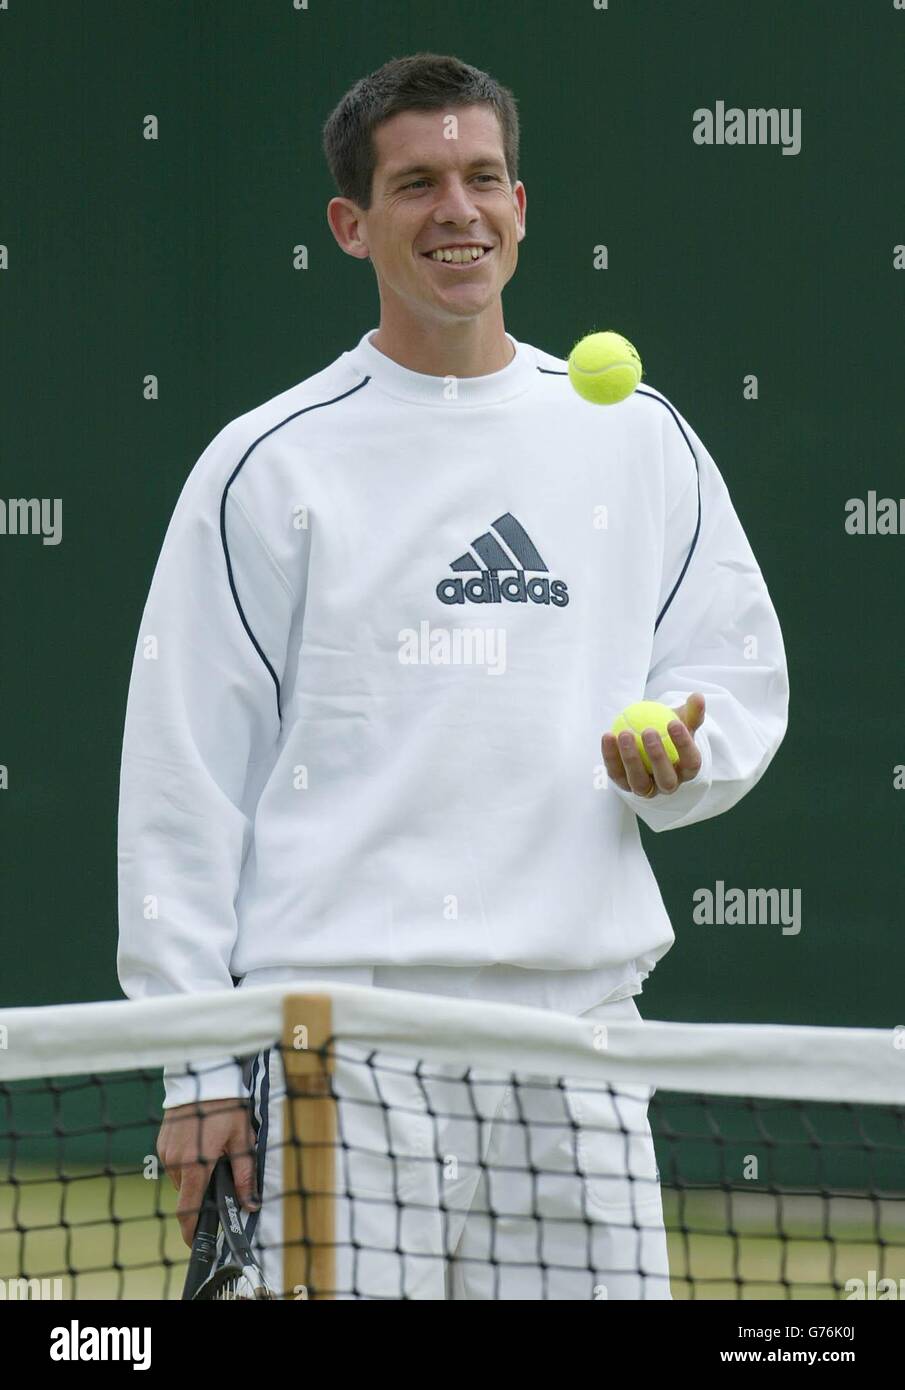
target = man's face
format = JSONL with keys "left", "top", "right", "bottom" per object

{"left": 360, "top": 104, "right": 526, "bottom": 327}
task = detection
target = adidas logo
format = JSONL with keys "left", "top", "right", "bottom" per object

{"left": 436, "top": 512, "right": 570, "bottom": 607}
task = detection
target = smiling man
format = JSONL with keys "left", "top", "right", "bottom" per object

{"left": 118, "top": 53, "right": 789, "bottom": 1300}
{"left": 333, "top": 100, "right": 524, "bottom": 379}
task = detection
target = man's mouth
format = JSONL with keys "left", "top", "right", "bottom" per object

{"left": 421, "top": 244, "right": 493, "bottom": 267}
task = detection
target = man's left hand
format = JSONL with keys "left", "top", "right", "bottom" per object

{"left": 602, "top": 693, "right": 706, "bottom": 798}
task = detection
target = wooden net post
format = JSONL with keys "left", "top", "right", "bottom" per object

{"left": 282, "top": 993, "right": 337, "bottom": 1300}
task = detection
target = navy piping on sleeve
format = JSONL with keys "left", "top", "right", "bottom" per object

{"left": 219, "top": 377, "right": 371, "bottom": 720}
{"left": 634, "top": 387, "right": 702, "bottom": 632}
{"left": 538, "top": 368, "right": 702, "bottom": 631}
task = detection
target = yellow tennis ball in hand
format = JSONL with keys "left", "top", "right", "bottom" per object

{"left": 568, "top": 331, "right": 643, "bottom": 405}
{"left": 611, "top": 701, "right": 680, "bottom": 773}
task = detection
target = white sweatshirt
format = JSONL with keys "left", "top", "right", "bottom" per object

{"left": 117, "top": 329, "right": 788, "bottom": 1104}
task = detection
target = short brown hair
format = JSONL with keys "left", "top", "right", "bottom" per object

{"left": 322, "top": 52, "right": 520, "bottom": 211}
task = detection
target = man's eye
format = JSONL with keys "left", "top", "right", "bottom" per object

{"left": 403, "top": 174, "right": 499, "bottom": 191}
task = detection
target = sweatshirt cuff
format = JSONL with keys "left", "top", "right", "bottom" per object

{"left": 612, "top": 727, "right": 713, "bottom": 830}
{"left": 162, "top": 1056, "right": 250, "bottom": 1110}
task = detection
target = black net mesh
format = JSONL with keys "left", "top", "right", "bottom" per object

{"left": 2, "top": 1035, "right": 904, "bottom": 1301}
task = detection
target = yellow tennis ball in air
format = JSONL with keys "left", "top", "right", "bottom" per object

{"left": 611, "top": 700, "right": 680, "bottom": 773}
{"left": 568, "top": 331, "right": 643, "bottom": 405}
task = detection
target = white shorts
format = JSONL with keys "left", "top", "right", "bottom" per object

{"left": 239, "top": 995, "right": 671, "bottom": 1301}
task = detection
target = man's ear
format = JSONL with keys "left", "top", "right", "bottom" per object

{"left": 326, "top": 197, "right": 371, "bottom": 260}
{"left": 512, "top": 181, "right": 527, "bottom": 243}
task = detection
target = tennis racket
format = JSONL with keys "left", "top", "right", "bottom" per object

{"left": 182, "top": 1158, "right": 275, "bottom": 1300}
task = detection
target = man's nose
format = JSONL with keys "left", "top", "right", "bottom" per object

{"left": 431, "top": 180, "right": 481, "bottom": 223}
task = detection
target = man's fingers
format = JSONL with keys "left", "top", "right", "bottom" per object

{"left": 156, "top": 1101, "right": 260, "bottom": 1247}
{"left": 158, "top": 1107, "right": 214, "bottom": 1196}
{"left": 604, "top": 729, "right": 657, "bottom": 796}
{"left": 668, "top": 720, "right": 702, "bottom": 779}
{"left": 643, "top": 730, "right": 679, "bottom": 793}
{"left": 601, "top": 732, "right": 632, "bottom": 791}
{"left": 227, "top": 1135, "right": 260, "bottom": 1211}
{"left": 157, "top": 1141, "right": 183, "bottom": 1193}
{"left": 674, "top": 692, "right": 706, "bottom": 733}
{"left": 603, "top": 709, "right": 704, "bottom": 800}
{"left": 616, "top": 730, "right": 656, "bottom": 796}
{"left": 175, "top": 1160, "right": 215, "bottom": 1247}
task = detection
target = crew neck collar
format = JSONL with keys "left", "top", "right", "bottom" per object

{"left": 343, "top": 328, "right": 538, "bottom": 407}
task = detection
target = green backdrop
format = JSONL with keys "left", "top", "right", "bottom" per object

{"left": 2, "top": 0, "right": 902, "bottom": 1032}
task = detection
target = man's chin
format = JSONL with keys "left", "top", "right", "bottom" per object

{"left": 422, "top": 284, "right": 498, "bottom": 318}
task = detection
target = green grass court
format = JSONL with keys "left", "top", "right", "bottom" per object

{"left": 2, "top": 1167, "right": 902, "bottom": 1300}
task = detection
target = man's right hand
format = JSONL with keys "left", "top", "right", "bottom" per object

{"left": 157, "top": 1098, "right": 259, "bottom": 1246}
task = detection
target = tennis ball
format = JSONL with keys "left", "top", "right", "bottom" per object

{"left": 611, "top": 700, "right": 680, "bottom": 773}
{"left": 568, "top": 331, "right": 643, "bottom": 405}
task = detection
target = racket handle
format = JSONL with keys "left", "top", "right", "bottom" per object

{"left": 181, "top": 1170, "right": 221, "bottom": 1301}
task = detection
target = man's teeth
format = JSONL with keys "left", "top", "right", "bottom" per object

{"left": 427, "top": 246, "right": 488, "bottom": 263}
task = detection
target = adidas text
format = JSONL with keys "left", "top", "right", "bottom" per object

{"left": 436, "top": 571, "right": 569, "bottom": 607}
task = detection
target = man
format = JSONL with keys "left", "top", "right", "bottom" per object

{"left": 118, "top": 52, "right": 788, "bottom": 1299}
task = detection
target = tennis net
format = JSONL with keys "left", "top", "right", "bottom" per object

{"left": 1, "top": 984, "right": 903, "bottom": 1300}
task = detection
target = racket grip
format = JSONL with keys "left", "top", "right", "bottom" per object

{"left": 181, "top": 1175, "right": 222, "bottom": 1301}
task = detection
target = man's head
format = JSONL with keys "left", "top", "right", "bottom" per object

{"left": 322, "top": 54, "right": 526, "bottom": 335}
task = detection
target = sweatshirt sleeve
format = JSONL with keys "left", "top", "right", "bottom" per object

{"left": 117, "top": 423, "right": 299, "bottom": 1106}
{"left": 610, "top": 398, "right": 789, "bottom": 832}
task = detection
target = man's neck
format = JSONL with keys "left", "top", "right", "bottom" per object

{"left": 370, "top": 314, "right": 514, "bottom": 379}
